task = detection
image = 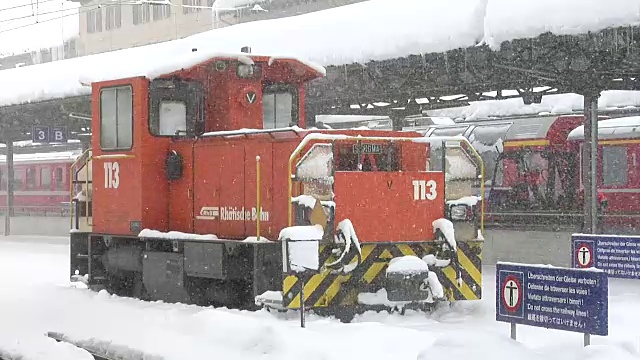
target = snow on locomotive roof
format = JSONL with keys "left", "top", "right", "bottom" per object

{"left": 0, "top": 41, "right": 325, "bottom": 108}
{"left": 1, "top": 0, "right": 640, "bottom": 109}
{"left": 567, "top": 116, "right": 640, "bottom": 141}
{"left": 425, "top": 91, "right": 640, "bottom": 121}
{"left": 0, "top": 150, "right": 81, "bottom": 164}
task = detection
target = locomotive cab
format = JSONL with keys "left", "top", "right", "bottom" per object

{"left": 82, "top": 52, "right": 322, "bottom": 236}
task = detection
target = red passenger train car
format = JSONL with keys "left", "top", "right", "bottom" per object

{"left": 567, "top": 116, "right": 640, "bottom": 233}
{"left": 417, "top": 113, "right": 640, "bottom": 234}
{"left": 0, "top": 148, "right": 82, "bottom": 215}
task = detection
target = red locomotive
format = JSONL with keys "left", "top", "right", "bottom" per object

{"left": 68, "top": 49, "right": 484, "bottom": 319}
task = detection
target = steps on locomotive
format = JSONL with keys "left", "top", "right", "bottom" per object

{"left": 70, "top": 233, "right": 109, "bottom": 288}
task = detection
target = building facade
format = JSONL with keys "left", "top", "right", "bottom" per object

{"left": 70, "top": 0, "right": 367, "bottom": 56}
{"left": 0, "top": 37, "right": 79, "bottom": 70}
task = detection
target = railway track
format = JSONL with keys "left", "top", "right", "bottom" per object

{"left": 0, "top": 332, "right": 163, "bottom": 360}
{"left": 46, "top": 332, "right": 113, "bottom": 360}
{"left": 47, "top": 332, "right": 164, "bottom": 360}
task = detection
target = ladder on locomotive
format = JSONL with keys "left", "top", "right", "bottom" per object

{"left": 69, "top": 149, "right": 105, "bottom": 288}
{"left": 69, "top": 149, "right": 93, "bottom": 232}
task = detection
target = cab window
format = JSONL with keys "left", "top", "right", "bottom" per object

{"left": 262, "top": 84, "right": 297, "bottom": 129}
{"left": 100, "top": 85, "right": 133, "bottom": 150}
{"left": 158, "top": 101, "right": 187, "bottom": 136}
{"left": 149, "top": 78, "right": 204, "bottom": 137}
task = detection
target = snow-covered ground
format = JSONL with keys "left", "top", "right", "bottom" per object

{"left": 1, "top": 235, "right": 639, "bottom": 360}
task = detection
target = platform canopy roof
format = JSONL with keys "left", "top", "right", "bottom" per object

{"left": 1, "top": 0, "right": 639, "bottom": 110}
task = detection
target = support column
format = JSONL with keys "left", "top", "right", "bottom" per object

{"left": 4, "top": 136, "right": 13, "bottom": 236}
{"left": 390, "top": 111, "right": 404, "bottom": 131}
{"left": 582, "top": 94, "right": 599, "bottom": 234}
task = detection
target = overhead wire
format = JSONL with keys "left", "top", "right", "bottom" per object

{"left": 0, "top": 0, "right": 106, "bottom": 25}
{"left": 0, "top": 0, "right": 238, "bottom": 36}
{"left": 0, "top": 1, "right": 125, "bottom": 34}
{"left": 0, "top": 0, "right": 59, "bottom": 13}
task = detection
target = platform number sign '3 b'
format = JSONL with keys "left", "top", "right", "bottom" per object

{"left": 104, "top": 161, "right": 120, "bottom": 189}
{"left": 412, "top": 179, "right": 437, "bottom": 201}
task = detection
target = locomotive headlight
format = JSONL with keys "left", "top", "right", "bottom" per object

{"left": 237, "top": 64, "right": 255, "bottom": 78}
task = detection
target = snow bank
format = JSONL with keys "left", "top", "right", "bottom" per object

{"left": 60, "top": 309, "right": 433, "bottom": 360}
{"left": 0, "top": 335, "right": 94, "bottom": 360}
{"left": 138, "top": 229, "right": 218, "bottom": 241}
{"left": 6, "top": 237, "right": 640, "bottom": 360}
{"left": 418, "top": 331, "right": 540, "bottom": 360}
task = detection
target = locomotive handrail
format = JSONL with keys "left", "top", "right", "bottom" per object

{"left": 200, "top": 127, "right": 304, "bottom": 139}
{"left": 69, "top": 148, "right": 93, "bottom": 230}
{"left": 256, "top": 155, "right": 261, "bottom": 241}
{"left": 287, "top": 133, "right": 485, "bottom": 232}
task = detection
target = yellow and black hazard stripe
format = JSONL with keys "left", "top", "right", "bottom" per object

{"left": 435, "top": 240, "right": 483, "bottom": 301}
{"left": 282, "top": 240, "right": 484, "bottom": 309}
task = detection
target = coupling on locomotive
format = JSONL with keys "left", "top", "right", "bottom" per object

{"left": 68, "top": 49, "right": 485, "bottom": 319}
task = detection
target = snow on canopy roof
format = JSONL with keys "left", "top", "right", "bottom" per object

{"left": 0, "top": 39, "right": 325, "bottom": 109}
{"left": 482, "top": 0, "right": 640, "bottom": 49}
{"left": 186, "top": 0, "right": 640, "bottom": 66}
{"left": 426, "top": 91, "right": 640, "bottom": 121}
{"left": 567, "top": 116, "right": 640, "bottom": 141}
{"left": 1, "top": 0, "right": 640, "bottom": 109}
